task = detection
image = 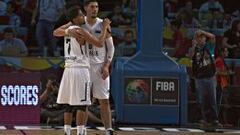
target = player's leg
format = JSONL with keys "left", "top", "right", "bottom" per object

{"left": 57, "top": 69, "right": 74, "bottom": 135}
{"left": 75, "top": 106, "right": 88, "bottom": 135}
{"left": 64, "top": 105, "right": 73, "bottom": 135}
{"left": 98, "top": 99, "right": 114, "bottom": 135}
{"left": 75, "top": 68, "right": 91, "bottom": 135}
{"left": 91, "top": 64, "right": 114, "bottom": 134}
{"left": 93, "top": 78, "right": 113, "bottom": 133}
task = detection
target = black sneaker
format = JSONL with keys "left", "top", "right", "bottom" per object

{"left": 106, "top": 129, "right": 114, "bottom": 135}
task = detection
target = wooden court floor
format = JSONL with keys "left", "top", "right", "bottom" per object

{"left": 0, "top": 130, "right": 239, "bottom": 135}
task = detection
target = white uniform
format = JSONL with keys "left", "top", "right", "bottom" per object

{"left": 57, "top": 25, "right": 91, "bottom": 105}
{"left": 83, "top": 17, "right": 114, "bottom": 99}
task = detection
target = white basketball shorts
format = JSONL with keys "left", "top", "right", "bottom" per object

{"left": 90, "top": 63, "right": 110, "bottom": 99}
{"left": 57, "top": 67, "right": 91, "bottom": 105}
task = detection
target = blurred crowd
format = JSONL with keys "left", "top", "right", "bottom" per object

{"left": 0, "top": 0, "right": 239, "bottom": 127}
{"left": 164, "top": 0, "right": 240, "bottom": 59}
{"left": 0, "top": 0, "right": 239, "bottom": 59}
{"left": 0, "top": 0, "right": 137, "bottom": 57}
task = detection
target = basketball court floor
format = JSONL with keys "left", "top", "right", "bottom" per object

{"left": 1, "top": 126, "right": 240, "bottom": 135}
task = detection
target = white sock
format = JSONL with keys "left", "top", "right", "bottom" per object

{"left": 77, "top": 125, "right": 85, "bottom": 135}
{"left": 64, "top": 125, "right": 71, "bottom": 135}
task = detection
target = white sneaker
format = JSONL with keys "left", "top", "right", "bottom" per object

{"left": 106, "top": 129, "right": 114, "bottom": 135}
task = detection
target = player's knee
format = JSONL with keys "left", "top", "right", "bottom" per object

{"left": 65, "top": 105, "right": 74, "bottom": 113}
{"left": 74, "top": 105, "right": 87, "bottom": 112}
{"left": 99, "top": 99, "right": 110, "bottom": 106}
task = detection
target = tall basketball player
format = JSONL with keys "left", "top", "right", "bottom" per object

{"left": 83, "top": 1, "right": 115, "bottom": 135}
{"left": 54, "top": 6, "right": 110, "bottom": 135}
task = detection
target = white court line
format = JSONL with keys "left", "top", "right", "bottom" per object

{"left": 179, "top": 128, "right": 205, "bottom": 133}
{"left": 96, "top": 127, "right": 105, "bottom": 131}
{"left": 14, "top": 126, "right": 29, "bottom": 130}
{"left": 118, "top": 127, "right": 135, "bottom": 131}
{"left": 132, "top": 127, "right": 159, "bottom": 131}
{"left": 0, "top": 126, "right": 6, "bottom": 130}
{"left": 14, "top": 126, "right": 53, "bottom": 130}
{"left": 216, "top": 129, "right": 240, "bottom": 134}
{"left": 225, "top": 131, "right": 240, "bottom": 134}
{"left": 162, "top": 128, "right": 180, "bottom": 132}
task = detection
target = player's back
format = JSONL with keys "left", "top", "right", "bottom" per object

{"left": 83, "top": 17, "right": 106, "bottom": 64}
{"left": 64, "top": 25, "right": 90, "bottom": 68}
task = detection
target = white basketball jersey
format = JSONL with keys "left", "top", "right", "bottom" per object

{"left": 64, "top": 25, "right": 90, "bottom": 68}
{"left": 83, "top": 17, "right": 107, "bottom": 64}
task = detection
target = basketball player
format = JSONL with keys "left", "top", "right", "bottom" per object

{"left": 54, "top": 1, "right": 115, "bottom": 135}
{"left": 55, "top": 6, "right": 110, "bottom": 135}
{"left": 83, "top": 1, "right": 115, "bottom": 135}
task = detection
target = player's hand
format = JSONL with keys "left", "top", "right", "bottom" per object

{"left": 102, "top": 18, "right": 111, "bottom": 30}
{"left": 101, "top": 66, "right": 109, "bottom": 80}
{"left": 76, "top": 37, "right": 86, "bottom": 45}
{"left": 68, "top": 28, "right": 83, "bottom": 39}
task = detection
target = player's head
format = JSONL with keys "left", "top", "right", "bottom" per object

{"left": 84, "top": 0, "right": 99, "bottom": 19}
{"left": 3, "top": 27, "right": 14, "bottom": 40}
{"left": 66, "top": 6, "right": 85, "bottom": 25}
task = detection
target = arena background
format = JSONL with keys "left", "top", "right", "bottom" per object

{"left": 0, "top": 0, "right": 240, "bottom": 134}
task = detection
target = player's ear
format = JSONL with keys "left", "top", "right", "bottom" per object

{"left": 84, "top": 6, "right": 87, "bottom": 12}
{"left": 72, "top": 18, "right": 77, "bottom": 24}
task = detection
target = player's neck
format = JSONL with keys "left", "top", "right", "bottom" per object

{"left": 86, "top": 16, "right": 97, "bottom": 26}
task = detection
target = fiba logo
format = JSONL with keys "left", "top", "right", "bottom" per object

{"left": 1, "top": 85, "right": 39, "bottom": 106}
{"left": 156, "top": 81, "right": 175, "bottom": 92}
{"left": 125, "top": 79, "right": 150, "bottom": 104}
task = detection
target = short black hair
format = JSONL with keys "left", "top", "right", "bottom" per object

{"left": 66, "top": 6, "right": 83, "bottom": 22}
{"left": 3, "top": 27, "right": 14, "bottom": 34}
{"left": 84, "top": 0, "right": 98, "bottom": 6}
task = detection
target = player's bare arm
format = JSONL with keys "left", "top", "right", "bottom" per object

{"left": 53, "top": 22, "right": 73, "bottom": 37}
{"left": 102, "top": 25, "right": 114, "bottom": 80}
{"left": 75, "top": 18, "right": 111, "bottom": 47}
{"left": 102, "top": 37, "right": 114, "bottom": 79}
{"left": 102, "top": 60, "right": 111, "bottom": 80}
{"left": 53, "top": 19, "right": 111, "bottom": 47}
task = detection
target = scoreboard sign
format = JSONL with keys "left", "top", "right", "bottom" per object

{"left": 0, "top": 73, "right": 40, "bottom": 124}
